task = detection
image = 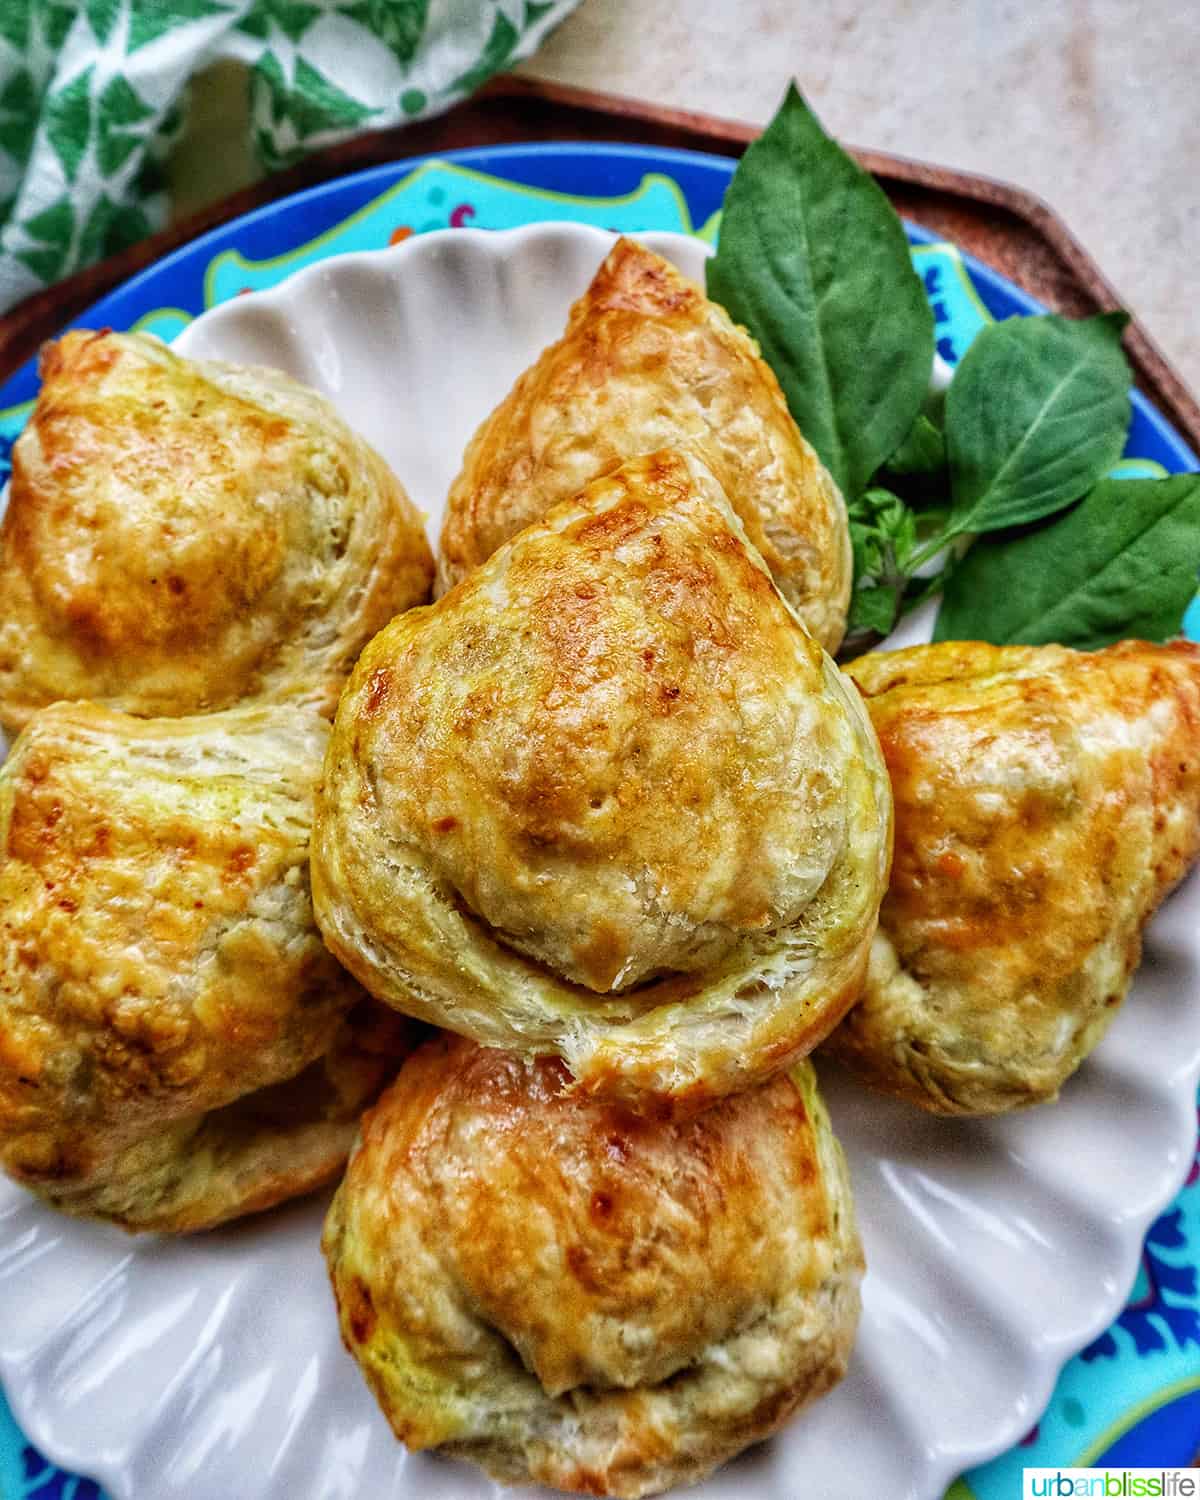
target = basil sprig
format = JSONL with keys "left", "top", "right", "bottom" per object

{"left": 847, "top": 489, "right": 916, "bottom": 637}
{"left": 708, "top": 83, "right": 1200, "bottom": 653}
{"left": 885, "top": 414, "right": 945, "bottom": 478}
{"left": 941, "top": 311, "right": 1131, "bottom": 536}
{"left": 936, "top": 476, "right": 1200, "bottom": 649}
{"left": 707, "top": 83, "right": 934, "bottom": 500}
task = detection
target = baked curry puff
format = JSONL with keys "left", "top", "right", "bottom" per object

{"left": 324, "top": 1034, "right": 862, "bottom": 1499}
{"left": 436, "top": 236, "right": 852, "bottom": 652}
{"left": 0, "top": 329, "right": 433, "bottom": 733}
{"left": 0, "top": 701, "right": 410, "bottom": 1232}
{"left": 827, "top": 640, "right": 1200, "bottom": 1115}
{"left": 314, "top": 447, "right": 891, "bottom": 1111}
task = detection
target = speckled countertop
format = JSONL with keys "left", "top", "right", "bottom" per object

{"left": 513, "top": 0, "right": 1200, "bottom": 401}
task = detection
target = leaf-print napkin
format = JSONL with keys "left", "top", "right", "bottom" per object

{"left": 0, "top": 0, "right": 581, "bottom": 314}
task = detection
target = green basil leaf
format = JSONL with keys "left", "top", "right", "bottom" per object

{"left": 848, "top": 486, "right": 916, "bottom": 577}
{"left": 885, "top": 412, "right": 945, "bottom": 476}
{"left": 848, "top": 582, "right": 901, "bottom": 638}
{"left": 848, "top": 484, "right": 910, "bottom": 538}
{"left": 943, "top": 311, "right": 1132, "bottom": 536}
{"left": 934, "top": 474, "right": 1200, "bottom": 648}
{"left": 849, "top": 522, "right": 885, "bottom": 582}
{"left": 707, "top": 83, "right": 934, "bottom": 499}
{"left": 844, "top": 486, "right": 916, "bottom": 648}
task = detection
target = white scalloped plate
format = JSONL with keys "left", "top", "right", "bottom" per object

{"left": 1, "top": 225, "right": 1198, "bottom": 1500}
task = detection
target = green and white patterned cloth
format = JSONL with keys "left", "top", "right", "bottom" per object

{"left": 0, "top": 0, "right": 580, "bottom": 313}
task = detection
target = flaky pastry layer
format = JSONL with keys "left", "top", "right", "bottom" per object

{"left": 316, "top": 448, "right": 891, "bottom": 1110}
{"left": 437, "top": 237, "right": 851, "bottom": 652}
{"left": 0, "top": 701, "right": 409, "bottom": 1231}
{"left": 827, "top": 639, "right": 1200, "bottom": 1114}
{"left": 0, "top": 330, "right": 433, "bottom": 730}
{"left": 324, "top": 1036, "right": 862, "bottom": 1498}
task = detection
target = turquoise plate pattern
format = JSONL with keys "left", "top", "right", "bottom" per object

{"left": 0, "top": 143, "right": 1196, "bottom": 1499}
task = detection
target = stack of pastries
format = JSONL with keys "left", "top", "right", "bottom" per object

{"left": 0, "top": 241, "right": 1198, "bottom": 1499}
{"left": 0, "top": 328, "right": 434, "bottom": 1231}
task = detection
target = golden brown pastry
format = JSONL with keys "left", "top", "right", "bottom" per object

{"left": 436, "top": 236, "right": 852, "bottom": 652}
{"left": 0, "top": 330, "right": 433, "bottom": 733}
{"left": 324, "top": 1035, "right": 862, "bottom": 1499}
{"left": 827, "top": 639, "right": 1200, "bottom": 1114}
{"left": 314, "top": 448, "right": 891, "bottom": 1112}
{"left": 0, "top": 700, "right": 410, "bottom": 1232}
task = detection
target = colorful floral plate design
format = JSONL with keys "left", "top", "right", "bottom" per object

{"left": 0, "top": 144, "right": 1196, "bottom": 1500}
